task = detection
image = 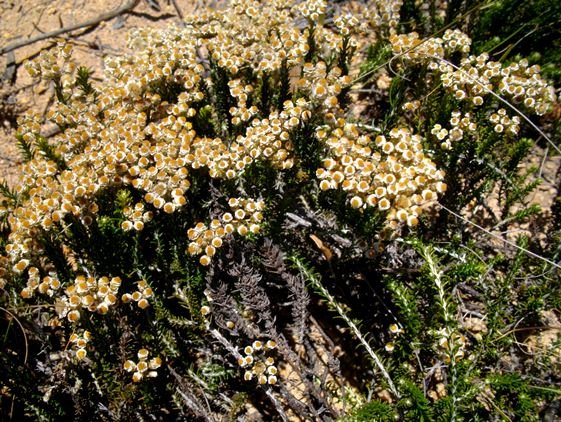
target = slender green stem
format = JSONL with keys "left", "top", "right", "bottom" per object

{"left": 291, "top": 256, "right": 400, "bottom": 399}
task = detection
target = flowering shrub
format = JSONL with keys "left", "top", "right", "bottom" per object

{"left": 1, "top": 0, "right": 560, "bottom": 420}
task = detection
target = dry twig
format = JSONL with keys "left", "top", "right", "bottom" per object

{"left": 0, "top": 0, "right": 140, "bottom": 56}
{"left": 170, "top": 0, "right": 184, "bottom": 20}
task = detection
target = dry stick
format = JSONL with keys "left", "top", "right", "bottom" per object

{"left": 495, "top": 325, "right": 561, "bottom": 343}
{"left": 0, "top": 0, "right": 140, "bottom": 56}
{"left": 18, "top": 0, "right": 49, "bottom": 32}
{"left": 2, "top": 51, "right": 16, "bottom": 82}
{"left": 538, "top": 145, "right": 549, "bottom": 180}
{"left": 265, "top": 390, "right": 290, "bottom": 422}
{"left": 170, "top": 0, "right": 185, "bottom": 21}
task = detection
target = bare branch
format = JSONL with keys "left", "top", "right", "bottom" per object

{"left": 170, "top": 0, "right": 185, "bottom": 21}
{"left": 0, "top": 0, "right": 140, "bottom": 56}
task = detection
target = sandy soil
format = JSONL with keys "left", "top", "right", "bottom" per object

{"left": 0, "top": 0, "right": 208, "bottom": 186}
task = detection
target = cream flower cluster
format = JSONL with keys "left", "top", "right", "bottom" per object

{"left": 69, "top": 330, "right": 92, "bottom": 361}
{"left": 431, "top": 111, "right": 477, "bottom": 149}
{"left": 184, "top": 0, "right": 309, "bottom": 75}
{"left": 238, "top": 340, "right": 278, "bottom": 385}
{"left": 187, "top": 198, "right": 265, "bottom": 266}
{"left": 436, "top": 53, "right": 555, "bottom": 115}
{"left": 3, "top": 0, "right": 434, "bottom": 284}
{"left": 390, "top": 29, "right": 471, "bottom": 62}
{"left": 442, "top": 29, "right": 472, "bottom": 54}
{"left": 316, "top": 123, "right": 446, "bottom": 229}
{"left": 122, "top": 279, "right": 154, "bottom": 310}
{"left": 390, "top": 30, "right": 555, "bottom": 117}
{"left": 384, "top": 323, "right": 404, "bottom": 353}
{"left": 319, "top": 0, "right": 403, "bottom": 59}
{"left": 402, "top": 100, "right": 421, "bottom": 113}
{"left": 435, "top": 329, "right": 468, "bottom": 364}
{"left": 489, "top": 108, "right": 521, "bottom": 135}
{"left": 121, "top": 202, "right": 155, "bottom": 232}
{"left": 5, "top": 0, "right": 383, "bottom": 270}
{"left": 57, "top": 275, "right": 122, "bottom": 322}
{"left": 497, "top": 59, "right": 555, "bottom": 115}
{"left": 307, "top": 14, "right": 362, "bottom": 64}
{"left": 297, "top": 61, "right": 353, "bottom": 110}
{"left": 363, "top": 0, "right": 403, "bottom": 36}
{"left": 334, "top": 13, "right": 361, "bottom": 38}
{"left": 124, "top": 348, "right": 162, "bottom": 382}
{"left": 415, "top": 0, "right": 448, "bottom": 26}
{"left": 25, "top": 43, "right": 75, "bottom": 89}
{"left": 295, "top": 0, "right": 327, "bottom": 23}
{"left": 391, "top": 30, "right": 555, "bottom": 149}
{"left": 228, "top": 79, "right": 259, "bottom": 126}
{"left": 20, "top": 267, "right": 61, "bottom": 299}
{"left": 195, "top": 99, "right": 309, "bottom": 179}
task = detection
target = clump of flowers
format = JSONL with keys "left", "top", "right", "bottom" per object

{"left": 488, "top": 108, "right": 521, "bottom": 136}
{"left": 123, "top": 348, "right": 162, "bottom": 383}
{"left": 390, "top": 28, "right": 471, "bottom": 59}
{"left": 438, "top": 53, "right": 555, "bottom": 115}
{"left": 20, "top": 267, "right": 61, "bottom": 299}
{"left": 431, "top": 111, "right": 478, "bottom": 149}
{"left": 435, "top": 328, "right": 468, "bottom": 364}
{"left": 388, "top": 28, "right": 556, "bottom": 178}
{"left": 0, "top": 0, "right": 451, "bottom": 288}
{"left": 415, "top": 0, "right": 448, "bottom": 29}
{"left": 187, "top": 198, "right": 265, "bottom": 266}
{"left": 391, "top": 31, "right": 555, "bottom": 118}
{"left": 316, "top": 125, "right": 446, "bottom": 231}
{"left": 238, "top": 340, "right": 278, "bottom": 385}
{"left": 2, "top": 0, "right": 556, "bottom": 420}
{"left": 69, "top": 330, "right": 91, "bottom": 361}
{"left": 55, "top": 275, "right": 122, "bottom": 322}
{"left": 295, "top": 0, "right": 327, "bottom": 23}
{"left": 121, "top": 202, "right": 154, "bottom": 232}
{"left": 363, "top": 0, "right": 403, "bottom": 37}
{"left": 384, "top": 323, "right": 403, "bottom": 352}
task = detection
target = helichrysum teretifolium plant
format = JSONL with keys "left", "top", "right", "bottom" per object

{"left": 1, "top": 0, "right": 559, "bottom": 420}
{"left": 5, "top": 0, "right": 451, "bottom": 281}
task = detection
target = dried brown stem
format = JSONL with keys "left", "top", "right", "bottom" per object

{"left": 170, "top": 0, "right": 185, "bottom": 21}
{"left": 0, "top": 0, "right": 140, "bottom": 56}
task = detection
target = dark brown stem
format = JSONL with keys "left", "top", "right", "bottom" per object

{"left": 0, "top": 0, "right": 140, "bottom": 56}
